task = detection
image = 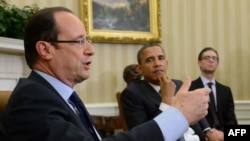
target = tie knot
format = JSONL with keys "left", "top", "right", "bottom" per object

{"left": 69, "top": 91, "right": 81, "bottom": 103}
{"left": 207, "top": 82, "right": 213, "bottom": 88}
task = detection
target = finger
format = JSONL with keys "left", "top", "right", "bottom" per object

{"left": 178, "top": 76, "right": 191, "bottom": 93}
{"left": 165, "top": 75, "right": 169, "bottom": 80}
{"left": 158, "top": 76, "right": 162, "bottom": 84}
{"left": 195, "top": 87, "right": 211, "bottom": 96}
{"left": 162, "top": 75, "right": 168, "bottom": 82}
{"left": 158, "top": 77, "right": 162, "bottom": 86}
{"left": 158, "top": 75, "right": 167, "bottom": 83}
{"left": 204, "top": 87, "right": 211, "bottom": 95}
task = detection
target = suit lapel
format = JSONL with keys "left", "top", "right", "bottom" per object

{"left": 214, "top": 81, "right": 223, "bottom": 122}
{"left": 191, "top": 77, "right": 204, "bottom": 90}
{"left": 28, "top": 71, "right": 87, "bottom": 131}
{"left": 142, "top": 80, "right": 161, "bottom": 106}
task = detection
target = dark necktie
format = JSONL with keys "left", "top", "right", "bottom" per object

{"left": 207, "top": 82, "right": 220, "bottom": 128}
{"left": 68, "top": 91, "right": 100, "bottom": 141}
{"left": 207, "top": 82, "right": 216, "bottom": 111}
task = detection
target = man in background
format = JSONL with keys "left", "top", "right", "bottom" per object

{"left": 190, "top": 47, "right": 238, "bottom": 140}
{"left": 122, "top": 64, "right": 142, "bottom": 86}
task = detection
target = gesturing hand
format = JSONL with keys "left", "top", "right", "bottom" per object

{"left": 172, "top": 76, "right": 211, "bottom": 125}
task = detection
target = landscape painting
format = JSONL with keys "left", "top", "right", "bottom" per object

{"left": 80, "top": 0, "right": 161, "bottom": 44}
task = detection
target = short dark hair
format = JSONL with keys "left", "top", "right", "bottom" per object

{"left": 198, "top": 47, "right": 219, "bottom": 61}
{"left": 24, "top": 7, "right": 73, "bottom": 69}
{"left": 123, "top": 64, "right": 142, "bottom": 85}
{"left": 137, "top": 43, "right": 165, "bottom": 64}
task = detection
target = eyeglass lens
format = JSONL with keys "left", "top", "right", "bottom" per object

{"left": 202, "top": 56, "right": 218, "bottom": 61}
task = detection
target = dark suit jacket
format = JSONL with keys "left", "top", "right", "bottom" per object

{"left": 0, "top": 71, "right": 164, "bottom": 141}
{"left": 120, "top": 79, "right": 182, "bottom": 130}
{"left": 189, "top": 77, "right": 238, "bottom": 131}
{"left": 121, "top": 79, "right": 208, "bottom": 141}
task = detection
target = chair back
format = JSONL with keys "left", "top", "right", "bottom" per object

{"left": 116, "top": 92, "right": 128, "bottom": 131}
{"left": 0, "top": 91, "right": 12, "bottom": 113}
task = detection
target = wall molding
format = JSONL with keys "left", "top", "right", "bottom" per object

{"left": 234, "top": 101, "right": 250, "bottom": 124}
{"left": 86, "top": 103, "right": 119, "bottom": 116}
{"left": 86, "top": 101, "right": 250, "bottom": 124}
{"left": 0, "top": 37, "right": 23, "bottom": 53}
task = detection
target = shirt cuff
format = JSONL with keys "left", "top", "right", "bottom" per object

{"left": 159, "top": 102, "right": 170, "bottom": 111}
{"left": 154, "top": 106, "right": 189, "bottom": 141}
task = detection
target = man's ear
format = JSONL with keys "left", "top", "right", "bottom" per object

{"left": 136, "top": 64, "right": 142, "bottom": 74}
{"left": 35, "top": 41, "right": 53, "bottom": 60}
{"left": 197, "top": 61, "right": 201, "bottom": 68}
{"left": 166, "top": 60, "right": 169, "bottom": 68}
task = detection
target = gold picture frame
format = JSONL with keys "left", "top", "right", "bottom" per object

{"left": 80, "top": 0, "right": 161, "bottom": 44}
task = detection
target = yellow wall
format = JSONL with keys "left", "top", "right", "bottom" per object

{"left": 7, "top": 0, "right": 250, "bottom": 103}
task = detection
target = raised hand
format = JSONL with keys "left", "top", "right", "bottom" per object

{"left": 158, "top": 75, "right": 176, "bottom": 105}
{"left": 172, "top": 76, "right": 211, "bottom": 125}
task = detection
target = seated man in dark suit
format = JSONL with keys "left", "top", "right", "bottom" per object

{"left": 121, "top": 43, "right": 200, "bottom": 141}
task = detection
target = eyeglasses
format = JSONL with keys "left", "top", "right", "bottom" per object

{"left": 48, "top": 38, "right": 92, "bottom": 47}
{"left": 202, "top": 56, "right": 219, "bottom": 61}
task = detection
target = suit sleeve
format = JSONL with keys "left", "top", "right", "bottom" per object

{"left": 103, "top": 120, "right": 164, "bottom": 141}
{"left": 1, "top": 81, "right": 164, "bottom": 141}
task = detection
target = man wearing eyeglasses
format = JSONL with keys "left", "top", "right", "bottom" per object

{"left": 0, "top": 7, "right": 211, "bottom": 141}
{"left": 189, "top": 47, "right": 238, "bottom": 141}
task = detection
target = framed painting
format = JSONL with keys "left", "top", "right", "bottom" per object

{"left": 80, "top": 0, "right": 161, "bottom": 44}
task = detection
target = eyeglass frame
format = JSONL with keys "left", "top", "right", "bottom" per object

{"left": 201, "top": 56, "right": 219, "bottom": 61}
{"left": 47, "top": 38, "right": 92, "bottom": 47}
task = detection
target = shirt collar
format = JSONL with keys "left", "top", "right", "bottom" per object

{"left": 200, "top": 76, "right": 215, "bottom": 86}
{"left": 148, "top": 82, "right": 161, "bottom": 93}
{"left": 34, "top": 69, "right": 74, "bottom": 101}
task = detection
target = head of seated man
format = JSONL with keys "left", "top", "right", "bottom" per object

{"left": 123, "top": 64, "right": 142, "bottom": 85}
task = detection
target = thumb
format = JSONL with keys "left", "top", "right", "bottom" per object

{"left": 178, "top": 76, "right": 191, "bottom": 93}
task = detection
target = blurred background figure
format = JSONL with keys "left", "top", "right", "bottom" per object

{"left": 123, "top": 64, "right": 142, "bottom": 86}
